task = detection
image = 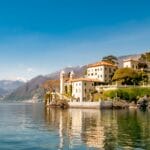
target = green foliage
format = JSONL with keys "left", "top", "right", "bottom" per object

{"left": 68, "top": 85, "right": 72, "bottom": 96}
{"left": 112, "top": 68, "right": 148, "bottom": 85}
{"left": 64, "top": 85, "right": 67, "bottom": 94}
{"left": 139, "top": 52, "right": 150, "bottom": 62}
{"left": 103, "top": 88, "right": 150, "bottom": 102}
{"left": 64, "top": 85, "right": 72, "bottom": 98}
{"left": 93, "top": 92, "right": 102, "bottom": 101}
{"left": 138, "top": 62, "right": 148, "bottom": 69}
{"left": 102, "top": 55, "right": 118, "bottom": 64}
{"left": 84, "top": 69, "right": 87, "bottom": 75}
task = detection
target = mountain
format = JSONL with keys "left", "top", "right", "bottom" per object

{"left": 4, "top": 76, "right": 48, "bottom": 101}
{"left": 0, "top": 80, "right": 25, "bottom": 91}
{"left": 4, "top": 65, "right": 87, "bottom": 101}
{"left": 46, "top": 65, "right": 87, "bottom": 79}
{"left": 0, "top": 80, "right": 24, "bottom": 97}
{"left": 0, "top": 88, "right": 8, "bottom": 97}
{"left": 4, "top": 53, "right": 142, "bottom": 101}
{"left": 118, "top": 54, "right": 141, "bottom": 68}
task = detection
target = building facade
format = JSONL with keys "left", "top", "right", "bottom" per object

{"left": 123, "top": 59, "right": 139, "bottom": 70}
{"left": 87, "top": 61, "right": 117, "bottom": 83}
{"left": 70, "top": 78, "right": 101, "bottom": 102}
{"left": 60, "top": 61, "right": 117, "bottom": 102}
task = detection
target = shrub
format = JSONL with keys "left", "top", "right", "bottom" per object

{"left": 103, "top": 87, "right": 150, "bottom": 103}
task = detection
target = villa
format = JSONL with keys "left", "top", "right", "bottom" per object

{"left": 87, "top": 61, "right": 117, "bottom": 83}
{"left": 60, "top": 61, "right": 117, "bottom": 102}
{"left": 123, "top": 59, "right": 139, "bottom": 70}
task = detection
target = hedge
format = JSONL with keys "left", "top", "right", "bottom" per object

{"left": 103, "top": 87, "right": 150, "bottom": 102}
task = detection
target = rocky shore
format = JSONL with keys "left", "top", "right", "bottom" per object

{"left": 46, "top": 95, "right": 150, "bottom": 110}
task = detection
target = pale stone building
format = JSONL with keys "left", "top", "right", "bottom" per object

{"left": 123, "top": 59, "right": 139, "bottom": 70}
{"left": 87, "top": 61, "right": 117, "bottom": 83}
{"left": 60, "top": 71, "right": 102, "bottom": 102}
{"left": 60, "top": 61, "right": 118, "bottom": 102}
{"left": 70, "top": 78, "right": 101, "bottom": 102}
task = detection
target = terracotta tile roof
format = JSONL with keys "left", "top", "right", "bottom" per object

{"left": 87, "top": 61, "right": 117, "bottom": 68}
{"left": 123, "top": 59, "right": 139, "bottom": 62}
{"left": 68, "top": 78, "right": 102, "bottom": 83}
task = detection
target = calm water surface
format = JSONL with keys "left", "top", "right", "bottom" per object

{"left": 0, "top": 103, "right": 149, "bottom": 150}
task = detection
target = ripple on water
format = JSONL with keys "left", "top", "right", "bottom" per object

{"left": 0, "top": 103, "right": 149, "bottom": 150}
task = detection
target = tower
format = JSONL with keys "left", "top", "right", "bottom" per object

{"left": 60, "top": 70, "right": 65, "bottom": 95}
{"left": 70, "top": 71, "right": 74, "bottom": 80}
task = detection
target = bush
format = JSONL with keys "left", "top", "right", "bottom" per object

{"left": 103, "top": 87, "right": 150, "bottom": 103}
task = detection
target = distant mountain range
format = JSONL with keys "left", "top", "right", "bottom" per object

{"left": 3, "top": 53, "right": 141, "bottom": 101}
{"left": 4, "top": 65, "right": 86, "bottom": 101}
{"left": 0, "top": 80, "right": 24, "bottom": 98}
{"left": 117, "top": 54, "right": 141, "bottom": 68}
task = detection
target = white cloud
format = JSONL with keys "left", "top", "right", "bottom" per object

{"left": 5, "top": 76, "right": 27, "bottom": 82}
{"left": 26, "top": 67, "right": 34, "bottom": 73}
{"left": 16, "top": 77, "right": 28, "bottom": 82}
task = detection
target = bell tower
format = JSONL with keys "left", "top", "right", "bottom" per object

{"left": 60, "top": 70, "right": 65, "bottom": 95}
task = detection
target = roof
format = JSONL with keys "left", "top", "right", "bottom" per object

{"left": 123, "top": 59, "right": 139, "bottom": 62}
{"left": 68, "top": 78, "right": 102, "bottom": 83}
{"left": 87, "top": 61, "right": 117, "bottom": 68}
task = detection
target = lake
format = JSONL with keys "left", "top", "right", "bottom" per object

{"left": 0, "top": 103, "right": 149, "bottom": 150}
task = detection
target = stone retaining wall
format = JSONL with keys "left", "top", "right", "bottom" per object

{"left": 69, "top": 101, "right": 113, "bottom": 109}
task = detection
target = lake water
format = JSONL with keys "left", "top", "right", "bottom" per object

{"left": 0, "top": 103, "right": 149, "bottom": 150}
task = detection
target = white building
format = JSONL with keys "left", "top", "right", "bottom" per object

{"left": 60, "top": 61, "right": 117, "bottom": 102}
{"left": 69, "top": 78, "right": 102, "bottom": 102}
{"left": 123, "top": 59, "right": 139, "bottom": 70}
{"left": 87, "top": 61, "right": 117, "bottom": 83}
{"left": 60, "top": 72, "right": 102, "bottom": 102}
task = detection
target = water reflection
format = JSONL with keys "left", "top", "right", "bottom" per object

{"left": 44, "top": 108, "right": 150, "bottom": 150}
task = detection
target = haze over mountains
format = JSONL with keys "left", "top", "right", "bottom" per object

{"left": 0, "top": 80, "right": 24, "bottom": 97}
{"left": 4, "top": 66, "right": 86, "bottom": 101}
{"left": 3, "top": 54, "right": 141, "bottom": 101}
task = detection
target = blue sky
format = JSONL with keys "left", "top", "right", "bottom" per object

{"left": 0, "top": 0, "right": 150, "bottom": 81}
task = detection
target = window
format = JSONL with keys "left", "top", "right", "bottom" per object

{"left": 91, "top": 73, "right": 93, "bottom": 76}
{"left": 84, "top": 83, "right": 87, "bottom": 86}
{"left": 109, "top": 68, "right": 111, "bottom": 73}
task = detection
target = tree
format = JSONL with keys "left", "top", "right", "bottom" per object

{"left": 138, "top": 62, "right": 148, "bottom": 70}
{"left": 112, "top": 68, "right": 146, "bottom": 85}
{"left": 84, "top": 69, "right": 87, "bottom": 76}
{"left": 139, "top": 52, "right": 150, "bottom": 62}
{"left": 68, "top": 85, "right": 72, "bottom": 96}
{"left": 102, "top": 55, "right": 118, "bottom": 65}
